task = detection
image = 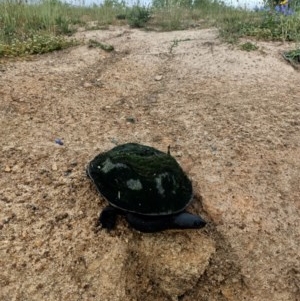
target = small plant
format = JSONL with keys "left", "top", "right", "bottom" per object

{"left": 1, "top": 0, "right": 300, "bottom": 58}
{"left": 151, "top": 6, "right": 185, "bottom": 31}
{"left": 169, "top": 38, "right": 191, "bottom": 53}
{"left": 88, "top": 39, "right": 114, "bottom": 52}
{"left": 127, "top": 5, "right": 151, "bottom": 28}
{"left": 0, "top": 35, "right": 77, "bottom": 57}
{"left": 219, "top": 8, "right": 300, "bottom": 43}
{"left": 240, "top": 42, "right": 258, "bottom": 51}
{"left": 55, "top": 16, "right": 75, "bottom": 36}
{"left": 283, "top": 48, "right": 300, "bottom": 69}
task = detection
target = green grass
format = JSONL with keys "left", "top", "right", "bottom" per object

{"left": 218, "top": 11, "right": 300, "bottom": 43}
{"left": 126, "top": 5, "right": 151, "bottom": 28}
{"left": 0, "top": 34, "right": 76, "bottom": 56}
{"left": 239, "top": 41, "right": 259, "bottom": 51}
{"left": 0, "top": 0, "right": 126, "bottom": 57}
{"left": 282, "top": 47, "right": 300, "bottom": 69}
{"left": 0, "top": 0, "right": 300, "bottom": 57}
{"left": 88, "top": 39, "right": 114, "bottom": 51}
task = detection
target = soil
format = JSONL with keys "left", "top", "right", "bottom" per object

{"left": 0, "top": 26, "right": 299, "bottom": 301}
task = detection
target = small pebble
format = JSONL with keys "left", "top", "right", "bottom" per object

{"left": 55, "top": 138, "right": 64, "bottom": 146}
{"left": 83, "top": 82, "right": 93, "bottom": 88}
{"left": 126, "top": 117, "right": 136, "bottom": 123}
{"left": 4, "top": 166, "right": 11, "bottom": 172}
{"left": 64, "top": 170, "right": 72, "bottom": 176}
{"left": 55, "top": 213, "right": 69, "bottom": 222}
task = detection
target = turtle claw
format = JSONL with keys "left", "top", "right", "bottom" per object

{"left": 86, "top": 164, "right": 91, "bottom": 179}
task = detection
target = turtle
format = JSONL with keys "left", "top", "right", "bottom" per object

{"left": 86, "top": 143, "right": 206, "bottom": 233}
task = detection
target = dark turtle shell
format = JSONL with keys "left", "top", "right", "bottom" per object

{"left": 87, "top": 143, "right": 193, "bottom": 215}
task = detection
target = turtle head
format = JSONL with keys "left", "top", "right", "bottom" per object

{"left": 173, "top": 212, "right": 206, "bottom": 229}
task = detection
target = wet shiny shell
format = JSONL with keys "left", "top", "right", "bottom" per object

{"left": 87, "top": 143, "right": 193, "bottom": 215}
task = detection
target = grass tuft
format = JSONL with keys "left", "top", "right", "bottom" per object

{"left": 0, "top": 0, "right": 300, "bottom": 57}
{"left": 126, "top": 5, "right": 151, "bottom": 28}
{"left": 282, "top": 47, "right": 300, "bottom": 69}
{"left": 88, "top": 39, "right": 114, "bottom": 52}
{"left": 0, "top": 34, "right": 77, "bottom": 57}
{"left": 239, "top": 41, "right": 259, "bottom": 51}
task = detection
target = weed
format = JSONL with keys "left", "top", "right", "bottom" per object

{"left": 0, "top": 34, "right": 77, "bottom": 57}
{"left": 150, "top": 7, "right": 184, "bottom": 31}
{"left": 88, "top": 39, "right": 114, "bottom": 52}
{"left": 283, "top": 47, "right": 300, "bottom": 69}
{"left": 239, "top": 42, "right": 258, "bottom": 51}
{"left": 126, "top": 5, "right": 151, "bottom": 28}
{"left": 55, "top": 15, "right": 75, "bottom": 36}
{"left": 169, "top": 38, "right": 191, "bottom": 53}
{"left": 1, "top": 0, "right": 300, "bottom": 58}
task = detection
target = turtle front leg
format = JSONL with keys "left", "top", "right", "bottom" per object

{"left": 98, "top": 206, "right": 118, "bottom": 230}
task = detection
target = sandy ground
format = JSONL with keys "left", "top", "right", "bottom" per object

{"left": 0, "top": 26, "right": 299, "bottom": 301}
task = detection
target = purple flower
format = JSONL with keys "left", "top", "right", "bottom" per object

{"left": 275, "top": 2, "right": 294, "bottom": 15}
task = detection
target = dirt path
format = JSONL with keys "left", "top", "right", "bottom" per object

{"left": 1, "top": 26, "right": 299, "bottom": 301}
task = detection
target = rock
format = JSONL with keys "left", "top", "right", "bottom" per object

{"left": 128, "top": 231, "right": 215, "bottom": 299}
{"left": 83, "top": 82, "right": 93, "bottom": 88}
{"left": 126, "top": 117, "right": 136, "bottom": 123}
{"left": 4, "top": 166, "right": 11, "bottom": 172}
{"left": 55, "top": 138, "right": 64, "bottom": 146}
{"left": 155, "top": 75, "right": 163, "bottom": 81}
{"left": 12, "top": 165, "right": 21, "bottom": 172}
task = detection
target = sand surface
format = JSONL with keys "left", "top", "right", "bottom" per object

{"left": 0, "top": 26, "right": 299, "bottom": 301}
